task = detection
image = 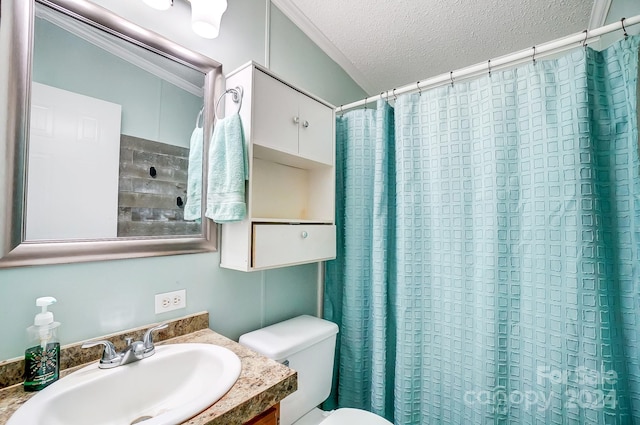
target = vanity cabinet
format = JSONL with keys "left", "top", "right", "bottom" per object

{"left": 220, "top": 62, "right": 336, "bottom": 272}
{"left": 244, "top": 403, "right": 280, "bottom": 425}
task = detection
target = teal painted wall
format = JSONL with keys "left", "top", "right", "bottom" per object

{"left": 599, "top": 0, "right": 640, "bottom": 48}
{"left": 269, "top": 5, "right": 367, "bottom": 106}
{"left": 0, "top": 0, "right": 365, "bottom": 361}
{"left": 0, "top": 255, "right": 318, "bottom": 359}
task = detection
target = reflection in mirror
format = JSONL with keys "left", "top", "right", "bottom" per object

{"left": 0, "top": 0, "right": 223, "bottom": 267}
{"left": 28, "top": 3, "right": 205, "bottom": 240}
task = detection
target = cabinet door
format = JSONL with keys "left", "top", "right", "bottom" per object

{"left": 244, "top": 403, "right": 279, "bottom": 425}
{"left": 252, "top": 70, "right": 299, "bottom": 156}
{"left": 253, "top": 224, "right": 336, "bottom": 269}
{"left": 298, "top": 94, "right": 334, "bottom": 165}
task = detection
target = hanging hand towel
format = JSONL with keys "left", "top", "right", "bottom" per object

{"left": 183, "top": 126, "right": 204, "bottom": 222}
{"left": 205, "top": 113, "right": 248, "bottom": 223}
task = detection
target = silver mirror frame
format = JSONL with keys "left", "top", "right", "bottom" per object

{"left": 0, "top": 0, "right": 223, "bottom": 268}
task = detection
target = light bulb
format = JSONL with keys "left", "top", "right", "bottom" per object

{"left": 191, "top": 0, "right": 227, "bottom": 39}
{"left": 142, "top": 0, "right": 173, "bottom": 11}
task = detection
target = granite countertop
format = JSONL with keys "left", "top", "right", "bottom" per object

{"left": 0, "top": 328, "right": 297, "bottom": 425}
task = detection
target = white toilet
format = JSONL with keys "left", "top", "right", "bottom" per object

{"left": 239, "top": 315, "right": 393, "bottom": 425}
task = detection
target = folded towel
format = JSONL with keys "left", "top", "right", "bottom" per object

{"left": 205, "top": 113, "right": 248, "bottom": 223}
{"left": 183, "top": 126, "right": 204, "bottom": 222}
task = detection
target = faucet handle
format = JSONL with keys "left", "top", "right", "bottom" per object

{"left": 81, "top": 340, "right": 120, "bottom": 368}
{"left": 143, "top": 323, "right": 168, "bottom": 351}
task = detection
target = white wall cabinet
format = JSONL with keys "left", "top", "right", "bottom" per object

{"left": 220, "top": 62, "right": 336, "bottom": 272}
{"left": 252, "top": 70, "right": 333, "bottom": 166}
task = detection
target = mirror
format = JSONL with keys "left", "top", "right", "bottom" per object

{"left": 0, "top": 0, "right": 224, "bottom": 267}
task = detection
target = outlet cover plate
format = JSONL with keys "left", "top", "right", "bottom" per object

{"left": 155, "top": 289, "right": 186, "bottom": 314}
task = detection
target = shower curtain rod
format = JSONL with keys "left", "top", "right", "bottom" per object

{"left": 337, "top": 14, "right": 640, "bottom": 112}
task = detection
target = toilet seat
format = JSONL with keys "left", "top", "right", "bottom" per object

{"left": 320, "top": 408, "right": 393, "bottom": 425}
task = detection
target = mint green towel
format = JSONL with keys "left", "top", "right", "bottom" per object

{"left": 205, "top": 113, "right": 248, "bottom": 223}
{"left": 183, "top": 126, "right": 203, "bottom": 222}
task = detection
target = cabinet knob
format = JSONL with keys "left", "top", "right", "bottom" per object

{"left": 301, "top": 231, "right": 309, "bottom": 239}
{"left": 302, "top": 120, "right": 309, "bottom": 128}
{"left": 293, "top": 116, "right": 300, "bottom": 124}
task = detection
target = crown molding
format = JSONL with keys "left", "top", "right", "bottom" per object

{"left": 270, "top": 0, "right": 375, "bottom": 95}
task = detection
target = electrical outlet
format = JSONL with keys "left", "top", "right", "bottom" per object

{"left": 155, "top": 289, "right": 186, "bottom": 314}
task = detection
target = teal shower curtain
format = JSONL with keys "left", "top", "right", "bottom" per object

{"left": 325, "top": 35, "right": 640, "bottom": 424}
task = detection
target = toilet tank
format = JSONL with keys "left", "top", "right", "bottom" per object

{"left": 239, "top": 315, "right": 339, "bottom": 425}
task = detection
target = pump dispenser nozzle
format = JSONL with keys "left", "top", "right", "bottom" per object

{"left": 34, "top": 297, "right": 56, "bottom": 326}
{"left": 33, "top": 297, "right": 58, "bottom": 350}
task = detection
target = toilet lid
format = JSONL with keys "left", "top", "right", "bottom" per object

{"left": 320, "top": 408, "right": 393, "bottom": 425}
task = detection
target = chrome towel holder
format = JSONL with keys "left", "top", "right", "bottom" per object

{"left": 214, "top": 86, "right": 243, "bottom": 121}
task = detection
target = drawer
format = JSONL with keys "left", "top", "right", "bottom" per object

{"left": 252, "top": 224, "right": 336, "bottom": 269}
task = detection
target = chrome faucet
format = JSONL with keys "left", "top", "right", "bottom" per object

{"left": 81, "top": 323, "right": 168, "bottom": 369}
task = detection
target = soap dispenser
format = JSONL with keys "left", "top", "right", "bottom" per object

{"left": 24, "top": 296, "right": 61, "bottom": 391}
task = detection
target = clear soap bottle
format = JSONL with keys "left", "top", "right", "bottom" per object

{"left": 24, "top": 297, "right": 60, "bottom": 392}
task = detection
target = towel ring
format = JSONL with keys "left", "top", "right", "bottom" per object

{"left": 214, "top": 86, "right": 243, "bottom": 121}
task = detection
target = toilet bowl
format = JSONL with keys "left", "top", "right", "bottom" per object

{"left": 239, "top": 315, "right": 392, "bottom": 425}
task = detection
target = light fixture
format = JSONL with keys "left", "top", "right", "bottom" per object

{"left": 142, "top": 0, "right": 173, "bottom": 11}
{"left": 190, "top": 0, "right": 227, "bottom": 39}
{"left": 141, "top": 0, "right": 228, "bottom": 39}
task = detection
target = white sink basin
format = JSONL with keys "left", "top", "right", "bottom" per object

{"left": 8, "top": 343, "right": 241, "bottom": 425}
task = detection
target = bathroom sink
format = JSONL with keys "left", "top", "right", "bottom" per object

{"left": 8, "top": 343, "right": 242, "bottom": 425}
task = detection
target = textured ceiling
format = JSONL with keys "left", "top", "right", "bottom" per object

{"left": 285, "top": 0, "right": 594, "bottom": 95}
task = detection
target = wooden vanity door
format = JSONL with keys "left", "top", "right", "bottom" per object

{"left": 244, "top": 403, "right": 280, "bottom": 425}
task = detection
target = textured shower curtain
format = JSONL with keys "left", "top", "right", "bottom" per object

{"left": 325, "top": 35, "right": 640, "bottom": 424}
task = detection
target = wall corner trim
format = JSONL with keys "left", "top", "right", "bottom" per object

{"left": 589, "top": 0, "right": 612, "bottom": 29}
{"left": 270, "top": 0, "right": 374, "bottom": 95}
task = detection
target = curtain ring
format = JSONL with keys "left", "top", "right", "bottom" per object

{"left": 339, "top": 105, "right": 344, "bottom": 116}
{"left": 532, "top": 46, "right": 536, "bottom": 65}
{"left": 582, "top": 29, "right": 589, "bottom": 48}
{"left": 450, "top": 71, "right": 454, "bottom": 87}
{"left": 380, "top": 91, "right": 386, "bottom": 104}
{"left": 393, "top": 88, "right": 397, "bottom": 101}
{"left": 621, "top": 18, "right": 628, "bottom": 38}
{"left": 487, "top": 59, "right": 492, "bottom": 77}
{"left": 416, "top": 81, "right": 422, "bottom": 96}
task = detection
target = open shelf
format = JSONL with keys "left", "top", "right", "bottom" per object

{"left": 249, "top": 158, "right": 334, "bottom": 223}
